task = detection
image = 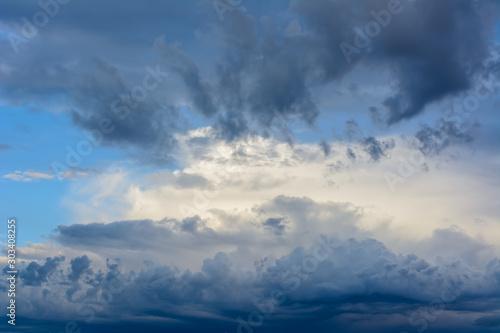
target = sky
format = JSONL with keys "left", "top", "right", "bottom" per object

{"left": 0, "top": 0, "right": 499, "bottom": 332}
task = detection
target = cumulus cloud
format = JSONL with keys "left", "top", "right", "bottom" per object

{"left": 2, "top": 186, "right": 499, "bottom": 332}
{"left": 16, "top": 256, "right": 65, "bottom": 287}
{"left": 1, "top": 2, "right": 499, "bottom": 332}
{"left": 57, "top": 128, "right": 499, "bottom": 251}
{"left": 2, "top": 232, "right": 499, "bottom": 332}
{"left": 68, "top": 255, "right": 92, "bottom": 282}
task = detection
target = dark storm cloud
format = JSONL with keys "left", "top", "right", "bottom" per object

{"left": 1, "top": 0, "right": 498, "bottom": 153}
{"left": 2, "top": 196, "right": 499, "bottom": 331}
{"left": 0, "top": 0, "right": 195, "bottom": 164}
{"left": 17, "top": 256, "right": 65, "bottom": 286}
{"left": 3, "top": 235, "right": 499, "bottom": 332}
{"left": 475, "top": 314, "right": 500, "bottom": 328}
{"left": 216, "top": 11, "right": 319, "bottom": 127}
{"left": 214, "top": 109, "right": 250, "bottom": 141}
{"left": 65, "top": 59, "right": 181, "bottom": 164}
{"left": 156, "top": 41, "right": 217, "bottom": 117}
{"left": 295, "top": 0, "right": 499, "bottom": 124}
{"left": 68, "top": 255, "right": 92, "bottom": 282}
{"left": 156, "top": 9, "right": 319, "bottom": 141}
{"left": 375, "top": 1, "right": 496, "bottom": 124}
{"left": 55, "top": 219, "right": 174, "bottom": 249}
{"left": 0, "top": 0, "right": 197, "bottom": 102}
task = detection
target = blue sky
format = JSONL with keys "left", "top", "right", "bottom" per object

{"left": 0, "top": 0, "right": 499, "bottom": 332}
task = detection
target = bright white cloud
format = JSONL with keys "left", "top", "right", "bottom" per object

{"left": 59, "top": 128, "right": 500, "bottom": 262}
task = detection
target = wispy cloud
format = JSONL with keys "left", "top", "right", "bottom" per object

{"left": 3, "top": 170, "right": 54, "bottom": 181}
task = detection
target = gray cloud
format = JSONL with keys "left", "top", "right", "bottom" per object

{"left": 68, "top": 59, "right": 180, "bottom": 164}
{"left": 346, "top": 147, "right": 356, "bottom": 161}
{"left": 341, "top": 120, "right": 395, "bottom": 162}
{"left": 156, "top": 40, "right": 217, "bottom": 117}
{"left": 3, "top": 235, "right": 499, "bottom": 332}
{"left": 361, "top": 136, "right": 395, "bottom": 161}
{"left": 2, "top": 194, "right": 499, "bottom": 332}
{"left": 296, "top": 0, "right": 499, "bottom": 124}
{"left": 68, "top": 255, "right": 92, "bottom": 282}
{"left": 0, "top": 0, "right": 498, "bottom": 160}
{"left": 475, "top": 314, "right": 500, "bottom": 328}
{"left": 55, "top": 219, "right": 175, "bottom": 249}
{"left": 262, "top": 217, "right": 289, "bottom": 236}
{"left": 319, "top": 139, "right": 332, "bottom": 156}
{"left": 414, "top": 119, "right": 480, "bottom": 156}
{"left": 17, "top": 256, "right": 65, "bottom": 286}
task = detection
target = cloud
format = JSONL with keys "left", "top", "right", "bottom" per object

{"left": 2, "top": 167, "right": 97, "bottom": 181}
{"left": 360, "top": 136, "right": 395, "bottom": 161}
{"left": 2, "top": 184, "right": 498, "bottom": 331}
{"left": 56, "top": 166, "right": 100, "bottom": 181}
{"left": 1, "top": 0, "right": 498, "bottom": 159}
{"left": 0, "top": 2, "right": 499, "bottom": 332}
{"left": 293, "top": 0, "right": 494, "bottom": 124}
{"left": 67, "top": 59, "right": 180, "bottom": 165}
{"left": 319, "top": 139, "right": 332, "bottom": 156}
{"left": 68, "top": 255, "right": 92, "bottom": 282}
{"left": 147, "top": 170, "right": 211, "bottom": 189}
{"left": 54, "top": 219, "right": 175, "bottom": 250}
{"left": 57, "top": 129, "right": 500, "bottom": 253}
{"left": 2, "top": 170, "right": 55, "bottom": 181}
{"left": 156, "top": 39, "right": 217, "bottom": 117}
{"left": 475, "top": 314, "right": 500, "bottom": 328}
{"left": 16, "top": 256, "right": 65, "bottom": 287}
{"left": 262, "top": 217, "right": 289, "bottom": 236}
{"left": 340, "top": 120, "right": 395, "bottom": 161}
{"left": 414, "top": 119, "right": 480, "bottom": 156}
{"left": 2, "top": 233, "right": 499, "bottom": 332}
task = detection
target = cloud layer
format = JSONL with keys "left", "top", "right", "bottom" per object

{"left": 1, "top": 0, "right": 498, "bottom": 162}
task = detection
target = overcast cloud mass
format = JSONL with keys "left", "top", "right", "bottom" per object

{"left": 0, "top": 0, "right": 499, "bottom": 332}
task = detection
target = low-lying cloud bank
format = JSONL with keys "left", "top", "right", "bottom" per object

{"left": 1, "top": 195, "right": 499, "bottom": 332}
